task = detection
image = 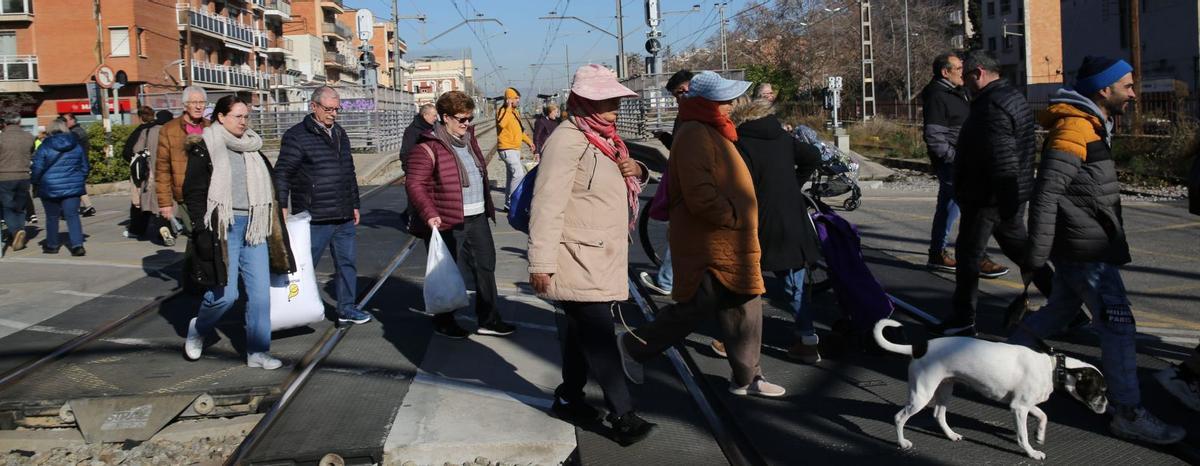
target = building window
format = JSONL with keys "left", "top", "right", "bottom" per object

{"left": 1000, "top": 0, "right": 1011, "bottom": 14}
{"left": 0, "top": 0, "right": 30, "bottom": 15}
{"left": 137, "top": 28, "right": 148, "bottom": 57}
{"left": 109, "top": 27, "right": 130, "bottom": 57}
{"left": 0, "top": 31, "right": 15, "bottom": 56}
{"left": 987, "top": 2, "right": 995, "bottom": 18}
{"left": 988, "top": 37, "right": 996, "bottom": 51}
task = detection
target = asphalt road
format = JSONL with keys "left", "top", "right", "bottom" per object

{"left": 838, "top": 183, "right": 1200, "bottom": 348}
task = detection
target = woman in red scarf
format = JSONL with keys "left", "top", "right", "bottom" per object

{"left": 527, "top": 64, "right": 655, "bottom": 446}
{"left": 617, "top": 70, "right": 787, "bottom": 399}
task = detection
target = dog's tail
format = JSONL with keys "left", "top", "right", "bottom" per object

{"left": 873, "top": 319, "right": 912, "bottom": 356}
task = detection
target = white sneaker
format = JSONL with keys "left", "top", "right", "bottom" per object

{"left": 184, "top": 318, "right": 203, "bottom": 360}
{"left": 159, "top": 226, "right": 176, "bottom": 246}
{"left": 1109, "top": 405, "right": 1186, "bottom": 445}
{"left": 247, "top": 352, "right": 283, "bottom": 370}
{"left": 1155, "top": 366, "right": 1200, "bottom": 412}
{"left": 638, "top": 272, "right": 671, "bottom": 296}
{"left": 730, "top": 376, "right": 787, "bottom": 398}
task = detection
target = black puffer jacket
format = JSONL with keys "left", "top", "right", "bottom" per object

{"left": 274, "top": 115, "right": 360, "bottom": 222}
{"left": 921, "top": 78, "right": 969, "bottom": 165}
{"left": 954, "top": 79, "right": 1037, "bottom": 215}
{"left": 1026, "top": 89, "right": 1130, "bottom": 270}
{"left": 734, "top": 114, "right": 824, "bottom": 272}
{"left": 399, "top": 113, "right": 433, "bottom": 171}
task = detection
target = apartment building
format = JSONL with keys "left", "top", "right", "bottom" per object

{"left": 404, "top": 56, "right": 473, "bottom": 106}
{"left": 0, "top": 0, "right": 301, "bottom": 127}
{"left": 362, "top": 20, "right": 407, "bottom": 90}
{"left": 974, "top": 0, "right": 1064, "bottom": 101}
{"left": 284, "top": 0, "right": 357, "bottom": 84}
{"left": 1060, "top": 0, "right": 1198, "bottom": 96}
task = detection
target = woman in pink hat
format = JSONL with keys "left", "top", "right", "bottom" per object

{"left": 527, "top": 64, "right": 655, "bottom": 445}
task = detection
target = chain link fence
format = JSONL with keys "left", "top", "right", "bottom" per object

{"left": 141, "top": 85, "right": 415, "bottom": 153}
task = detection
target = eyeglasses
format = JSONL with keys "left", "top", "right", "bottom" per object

{"left": 314, "top": 102, "right": 341, "bottom": 113}
{"left": 446, "top": 114, "right": 475, "bottom": 125}
{"left": 185, "top": 101, "right": 207, "bottom": 108}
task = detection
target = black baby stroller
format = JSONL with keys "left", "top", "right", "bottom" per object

{"left": 794, "top": 125, "right": 862, "bottom": 211}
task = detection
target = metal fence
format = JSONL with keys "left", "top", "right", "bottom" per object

{"left": 616, "top": 70, "right": 746, "bottom": 140}
{"left": 141, "top": 85, "right": 415, "bottom": 153}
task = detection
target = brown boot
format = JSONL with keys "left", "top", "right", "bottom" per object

{"left": 10, "top": 230, "right": 26, "bottom": 251}
{"left": 927, "top": 250, "right": 957, "bottom": 272}
{"left": 979, "top": 258, "right": 1010, "bottom": 279}
{"left": 786, "top": 340, "right": 822, "bottom": 364}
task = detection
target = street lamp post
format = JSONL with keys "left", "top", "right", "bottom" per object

{"left": 904, "top": 0, "right": 913, "bottom": 120}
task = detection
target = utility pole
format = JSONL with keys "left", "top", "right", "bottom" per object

{"left": 565, "top": 44, "right": 570, "bottom": 90}
{"left": 1130, "top": 0, "right": 1142, "bottom": 135}
{"left": 615, "top": 0, "right": 625, "bottom": 78}
{"left": 393, "top": 0, "right": 400, "bottom": 89}
{"left": 184, "top": 2, "right": 193, "bottom": 85}
{"left": 904, "top": 0, "right": 912, "bottom": 120}
{"left": 860, "top": 0, "right": 877, "bottom": 120}
{"left": 93, "top": 0, "right": 112, "bottom": 156}
{"left": 718, "top": 2, "right": 728, "bottom": 70}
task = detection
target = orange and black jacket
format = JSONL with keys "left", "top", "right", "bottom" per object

{"left": 1026, "top": 89, "right": 1130, "bottom": 271}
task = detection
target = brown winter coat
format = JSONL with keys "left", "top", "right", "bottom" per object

{"left": 527, "top": 120, "right": 647, "bottom": 302}
{"left": 667, "top": 121, "right": 765, "bottom": 301}
{"left": 155, "top": 116, "right": 210, "bottom": 207}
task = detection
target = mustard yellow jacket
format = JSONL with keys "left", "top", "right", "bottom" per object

{"left": 496, "top": 106, "right": 534, "bottom": 151}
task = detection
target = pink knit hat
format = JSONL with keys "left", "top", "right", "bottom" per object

{"left": 570, "top": 64, "right": 637, "bottom": 100}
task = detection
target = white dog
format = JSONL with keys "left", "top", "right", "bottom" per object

{"left": 873, "top": 319, "right": 1108, "bottom": 460}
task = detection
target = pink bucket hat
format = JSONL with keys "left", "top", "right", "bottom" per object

{"left": 570, "top": 64, "right": 637, "bottom": 100}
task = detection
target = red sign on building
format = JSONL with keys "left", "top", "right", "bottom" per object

{"left": 55, "top": 98, "right": 136, "bottom": 115}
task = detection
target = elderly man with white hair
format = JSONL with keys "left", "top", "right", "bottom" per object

{"left": 155, "top": 85, "right": 211, "bottom": 245}
{"left": 274, "top": 86, "right": 368, "bottom": 325}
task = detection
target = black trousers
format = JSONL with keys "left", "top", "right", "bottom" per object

{"left": 952, "top": 204, "right": 1054, "bottom": 323}
{"left": 428, "top": 213, "right": 500, "bottom": 327}
{"left": 558, "top": 301, "right": 635, "bottom": 417}
{"left": 128, "top": 204, "right": 173, "bottom": 239}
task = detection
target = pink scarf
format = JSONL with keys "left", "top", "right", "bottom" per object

{"left": 568, "top": 93, "right": 642, "bottom": 230}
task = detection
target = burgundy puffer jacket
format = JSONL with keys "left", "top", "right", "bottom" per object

{"left": 404, "top": 126, "right": 495, "bottom": 237}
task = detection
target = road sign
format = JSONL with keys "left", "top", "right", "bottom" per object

{"left": 645, "top": 37, "right": 661, "bottom": 54}
{"left": 95, "top": 65, "right": 115, "bottom": 89}
{"left": 827, "top": 76, "right": 843, "bottom": 92}
{"left": 357, "top": 9, "right": 374, "bottom": 41}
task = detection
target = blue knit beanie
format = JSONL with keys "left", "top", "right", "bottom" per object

{"left": 1073, "top": 55, "right": 1133, "bottom": 97}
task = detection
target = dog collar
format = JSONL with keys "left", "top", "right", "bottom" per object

{"left": 1053, "top": 353, "right": 1068, "bottom": 389}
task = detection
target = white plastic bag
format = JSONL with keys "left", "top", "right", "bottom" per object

{"left": 424, "top": 230, "right": 469, "bottom": 314}
{"left": 269, "top": 212, "right": 325, "bottom": 331}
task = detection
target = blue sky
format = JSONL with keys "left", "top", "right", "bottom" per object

{"left": 346, "top": 0, "right": 749, "bottom": 98}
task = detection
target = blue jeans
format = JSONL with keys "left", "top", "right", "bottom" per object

{"left": 0, "top": 180, "right": 29, "bottom": 235}
{"left": 777, "top": 268, "right": 815, "bottom": 338}
{"left": 195, "top": 215, "right": 272, "bottom": 354}
{"left": 499, "top": 149, "right": 526, "bottom": 207}
{"left": 310, "top": 219, "right": 358, "bottom": 315}
{"left": 1009, "top": 260, "right": 1139, "bottom": 407}
{"left": 656, "top": 245, "right": 674, "bottom": 291}
{"left": 929, "top": 162, "right": 960, "bottom": 256}
{"left": 41, "top": 196, "right": 83, "bottom": 248}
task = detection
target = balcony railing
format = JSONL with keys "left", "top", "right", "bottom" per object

{"left": 268, "top": 37, "right": 294, "bottom": 54}
{"left": 253, "top": 31, "right": 269, "bottom": 49}
{"left": 250, "top": 0, "right": 266, "bottom": 10}
{"left": 321, "top": 21, "right": 351, "bottom": 39}
{"left": 181, "top": 61, "right": 264, "bottom": 89}
{"left": 177, "top": 5, "right": 265, "bottom": 47}
{"left": 0, "top": 55, "right": 37, "bottom": 81}
{"left": 323, "top": 51, "right": 354, "bottom": 69}
{"left": 264, "top": 0, "right": 291, "bottom": 19}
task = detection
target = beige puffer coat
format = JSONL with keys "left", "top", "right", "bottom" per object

{"left": 527, "top": 120, "right": 646, "bottom": 302}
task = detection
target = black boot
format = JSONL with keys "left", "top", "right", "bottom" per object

{"left": 550, "top": 389, "right": 601, "bottom": 424}
{"left": 608, "top": 411, "right": 656, "bottom": 446}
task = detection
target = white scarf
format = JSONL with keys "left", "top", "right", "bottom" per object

{"left": 201, "top": 125, "right": 273, "bottom": 245}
